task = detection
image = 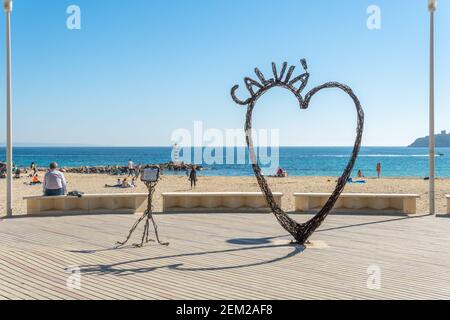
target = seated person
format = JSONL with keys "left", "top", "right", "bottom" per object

{"left": 276, "top": 167, "right": 287, "bottom": 178}
{"left": 43, "top": 162, "right": 67, "bottom": 196}
{"left": 14, "top": 168, "right": 21, "bottom": 179}
{"left": 276, "top": 167, "right": 282, "bottom": 177}
{"left": 357, "top": 170, "right": 364, "bottom": 178}
{"left": 30, "top": 174, "right": 42, "bottom": 185}
{"left": 121, "top": 178, "right": 133, "bottom": 188}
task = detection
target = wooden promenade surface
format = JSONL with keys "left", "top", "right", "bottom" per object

{"left": 1, "top": 212, "right": 450, "bottom": 300}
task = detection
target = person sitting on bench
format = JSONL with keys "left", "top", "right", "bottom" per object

{"left": 43, "top": 162, "right": 67, "bottom": 196}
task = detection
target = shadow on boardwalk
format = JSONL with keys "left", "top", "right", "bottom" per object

{"left": 76, "top": 243, "right": 304, "bottom": 276}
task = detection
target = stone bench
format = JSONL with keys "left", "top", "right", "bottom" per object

{"left": 294, "top": 193, "right": 420, "bottom": 215}
{"left": 23, "top": 193, "right": 148, "bottom": 215}
{"left": 447, "top": 195, "right": 450, "bottom": 214}
{"left": 162, "top": 192, "right": 282, "bottom": 213}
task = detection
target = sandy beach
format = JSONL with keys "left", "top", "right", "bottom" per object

{"left": 1, "top": 173, "right": 449, "bottom": 216}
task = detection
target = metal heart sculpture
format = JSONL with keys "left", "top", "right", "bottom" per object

{"left": 231, "top": 59, "right": 364, "bottom": 244}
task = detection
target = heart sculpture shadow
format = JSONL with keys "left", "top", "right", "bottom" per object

{"left": 231, "top": 59, "right": 364, "bottom": 245}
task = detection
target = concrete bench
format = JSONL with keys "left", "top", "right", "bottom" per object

{"left": 447, "top": 195, "right": 450, "bottom": 214}
{"left": 162, "top": 192, "right": 282, "bottom": 213}
{"left": 294, "top": 193, "right": 420, "bottom": 215}
{"left": 23, "top": 193, "right": 148, "bottom": 215}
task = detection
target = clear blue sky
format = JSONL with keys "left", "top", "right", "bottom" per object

{"left": 0, "top": 0, "right": 449, "bottom": 146}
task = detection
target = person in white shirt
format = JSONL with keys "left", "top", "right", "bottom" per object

{"left": 128, "top": 159, "right": 135, "bottom": 176}
{"left": 43, "top": 162, "right": 67, "bottom": 196}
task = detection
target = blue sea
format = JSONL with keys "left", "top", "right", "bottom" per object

{"left": 1, "top": 147, "right": 450, "bottom": 178}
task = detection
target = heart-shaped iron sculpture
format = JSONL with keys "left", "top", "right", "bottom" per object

{"left": 231, "top": 59, "right": 364, "bottom": 245}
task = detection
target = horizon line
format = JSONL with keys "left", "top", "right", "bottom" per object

{"left": 0, "top": 144, "right": 417, "bottom": 148}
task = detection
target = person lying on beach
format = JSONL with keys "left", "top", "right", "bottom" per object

{"left": 105, "top": 178, "right": 122, "bottom": 188}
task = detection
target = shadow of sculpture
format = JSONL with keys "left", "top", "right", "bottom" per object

{"left": 77, "top": 243, "right": 304, "bottom": 276}
{"left": 226, "top": 236, "right": 286, "bottom": 245}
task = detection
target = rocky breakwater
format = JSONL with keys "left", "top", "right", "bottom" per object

{"left": 55, "top": 162, "right": 202, "bottom": 174}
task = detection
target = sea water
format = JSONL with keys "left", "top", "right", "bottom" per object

{"left": 1, "top": 146, "right": 449, "bottom": 178}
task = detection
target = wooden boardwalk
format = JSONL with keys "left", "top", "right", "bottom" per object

{"left": 1, "top": 212, "right": 450, "bottom": 300}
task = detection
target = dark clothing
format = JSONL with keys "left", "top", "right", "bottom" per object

{"left": 189, "top": 169, "right": 197, "bottom": 188}
{"left": 45, "top": 188, "right": 64, "bottom": 196}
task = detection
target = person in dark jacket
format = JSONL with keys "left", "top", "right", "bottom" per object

{"left": 189, "top": 167, "right": 197, "bottom": 189}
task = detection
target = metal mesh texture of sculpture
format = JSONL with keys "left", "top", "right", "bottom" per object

{"left": 116, "top": 166, "right": 169, "bottom": 248}
{"left": 231, "top": 59, "right": 365, "bottom": 245}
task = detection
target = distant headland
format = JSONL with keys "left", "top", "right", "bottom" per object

{"left": 409, "top": 130, "right": 450, "bottom": 147}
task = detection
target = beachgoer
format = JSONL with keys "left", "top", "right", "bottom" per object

{"left": 357, "top": 170, "right": 364, "bottom": 178}
{"left": 43, "top": 162, "right": 67, "bottom": 196}
{"left": 134, "top": 164, "right": 141, "bottom": 179}
{"left": 276, "top": 167, "right": 283, "bottom": 177}
{"left": 189, "top": 167, "right": 197, "bottom": 189}
{"left": 30, "top": 162, "right": 37, "bottom": 175}
{"left": 14, "top": 168, "right": 21, "bottom": 179}
{"left": 31, "top": 174, "right": 42, "bottom": 185}
{"left": 128, "top": 159, "right": 135, "bottom": 176}
{"left": 121, "top": 178, "right": 132, "bottom": 188}
{"left": 376, "top": 163, "right": 381, "bottom": 178}
{"left": 105, "top": 178, "right": 122, "bottom": 188}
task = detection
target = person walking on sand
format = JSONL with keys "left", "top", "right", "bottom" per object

{"left": 376, "top": 163, "right": 381, "bottom": 178}
{"left": 43, "top": 162, "right": 67, "bottom": 196}
{"left": 189, "top": 167, "right": 198, "bottom": 189}
{"left": 128, "top": 159, "right": 135, "bottom": 177}
{"left": 134, "top": 164, "right": 141, "bottom": 179}
{"left": 30, "top": 162, "right": 37, "bottom": 175}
